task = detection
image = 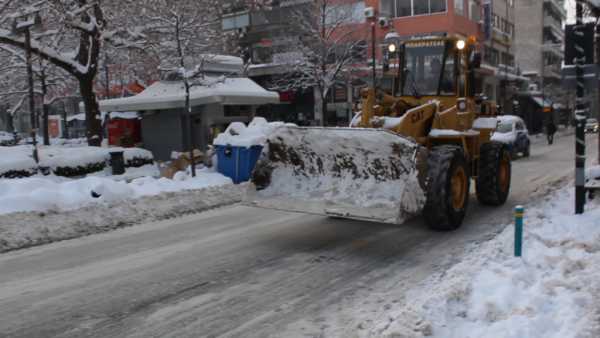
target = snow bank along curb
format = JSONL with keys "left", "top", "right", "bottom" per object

{"left": 0, "top": 145, "right": 154, "bottom": 178}
{"left": 376, "top": 185, "right": 600, "bottom": 338}
{"left": 0, "top": 184, "right": 244, "bottom": 253}
{"left": 0, "top": 171, "right": 233, "bottom": 215}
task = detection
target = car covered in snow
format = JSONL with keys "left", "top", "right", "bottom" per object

{"left": 0, "top": 131, "right": 18, "bottom": 146}
{"left": 491, "top": 115, "right": 530, "bottom": 158}
{"left": 585, "top": 118, "right": 598, "bottom": 133}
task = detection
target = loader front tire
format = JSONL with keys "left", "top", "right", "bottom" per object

{"left": 423, "top": 146, "right": 470, "bottom": 231}
{"left": 476, "top": 142, "right": 511, "bottom": 206}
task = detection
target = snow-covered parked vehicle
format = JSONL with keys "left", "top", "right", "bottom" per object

{"left": 491, "top": 115, "right": 530, "bottom": 158}
{"left": 0, "top": 131, "right": 18, "bottom": 146}
{"left": 585, "top": 118, "right": 599, "bottom": 134}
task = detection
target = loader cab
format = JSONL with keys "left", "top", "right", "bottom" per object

{"left": 399, "top": 39, "right": 457, "bottom": 97}
{"left": 383, "top": 37, "right": 481, "bottom": 106}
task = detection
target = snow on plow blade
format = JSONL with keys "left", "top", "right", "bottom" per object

{"left": 245, "top": 127, "right": 426, "bottom": 225}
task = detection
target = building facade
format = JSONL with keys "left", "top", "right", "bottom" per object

{"left": 222, "top": 0, "right": 368, "bottom": 126}
{"left": 514, "top": 0, "right": 566, "bottom": 102}
{"left": 223, "top": 0, "right": 525, "bottom": 125}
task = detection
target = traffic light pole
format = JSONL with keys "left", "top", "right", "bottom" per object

{"left": 575, "top": 1, "right": 586, "bottom": 214}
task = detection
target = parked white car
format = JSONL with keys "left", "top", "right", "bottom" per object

{"left": 491, "top": 115, "right": 531, "bottom": 158}
{"left": 585, "top": 118, "right": 599, "bottom": 133}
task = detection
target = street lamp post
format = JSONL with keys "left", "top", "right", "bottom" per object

{"left": 13, "top": 13, "right": 42, "bottom": 163}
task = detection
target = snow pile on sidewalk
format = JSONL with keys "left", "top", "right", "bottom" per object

{"left": 0, "top": 170, "right": 240, "bottom": 252}
{"left": 393, "top": 186, "right": 600, "bottom": 338}
{"left": 213, "top": 117, "right": 296, "bottom": 148}
{"left": 0, "top": 169, "right": 231, "bottom": 215}
{"left": 0, "top": 183, "right": 243, "bottom": 253}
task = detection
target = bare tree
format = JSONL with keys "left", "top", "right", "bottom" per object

{"left": 267, "top": 0, "right": 366, "bottom": 126}
{"left": 0, "top": 42, "right": 74, "bottom": 144}
{"left": 0, "top": 0, "right": 143, "bottom": 146}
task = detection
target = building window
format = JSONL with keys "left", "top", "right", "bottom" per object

{"left": 326, "top": 1, "right": 366, "bottom": 25}
{"left": 221, "top": 12, "right": 250, "bottom": 31}
{"left": 469, "top": 0, "right": 480, "bottom": 21}
{"left": 380, "top": 0, "right": 447, "bottom": 18}
{"left": 431, "top": 0, "right": 447, "bottom": 13}
{"left": 380, "top": 0, "right": 395, "bottom": 17}
{"left": 454, "top": 0, "right": 464, "bottom": 15}
{"left": 414, "top": 0, "right": 428, "bottom": 15}
{"left": 397, "top": 0, "right": 411, "bottom": 17}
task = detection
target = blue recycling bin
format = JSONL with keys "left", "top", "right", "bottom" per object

{"left": 215, "top": 145, "right": 263, "bottom": 184}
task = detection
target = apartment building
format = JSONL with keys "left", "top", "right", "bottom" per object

{"left": 514, "top": 0, "right": 566, "bottom": 98}
{"left": 222, "top": 0, "right": 368, "bottom": 126}
{"left": 222, "top": 0, "right": 525, "bottom": 124}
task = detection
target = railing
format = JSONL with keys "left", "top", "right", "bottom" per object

{"left": 543, "top": 0, "right": 567, "bottom": 19}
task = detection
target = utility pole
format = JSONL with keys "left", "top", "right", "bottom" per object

{"left": 595, "top": 14, "right": 600, "bottom": 164}
{"left": 24, "top": 28, "right": 39, "bottom": 162}
{"left": 371, "top": 22, "right": 377, "bottom": 88}
{"left": 575, "top": 1, "right": 587, "bottom": 214}
{"left": 39, "top": 59, "right": 50, "bottom": 146}
{"left": 13, "top": 13, "right": 43, "bottom": 162}
{"left": 104, "top": 51, "right": 110, "bottom": 99}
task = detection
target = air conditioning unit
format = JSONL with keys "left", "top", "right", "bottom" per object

{"left": 364, "top": 7, "right": 375, "bottom": 19}
{"left": 378, "top": 17, "right": 390, "bottom": 28}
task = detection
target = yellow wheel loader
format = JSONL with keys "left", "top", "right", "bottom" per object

{"left": 246, "top": 36, "right": 512, "bottom": 231}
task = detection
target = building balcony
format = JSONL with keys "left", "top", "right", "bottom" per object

{"left": 544, "top": 0, "right": 567, "bottom": 20}
{"left": 543, "top": 64, "right": 562, "bottom": 79}
{"left": 543, "top": 16, "right": 564, "bottom": 40}
{"left": 543, "top": 43, "right": 563, "bottom": 59}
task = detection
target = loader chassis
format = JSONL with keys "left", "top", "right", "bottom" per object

{"left": 248, "top": 37, "right": 511, "bottom": 231}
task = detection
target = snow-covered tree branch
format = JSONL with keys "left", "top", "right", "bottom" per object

{"left": 0, "top": 0, "right": 144, "bottom": 146}
{"left": 266, "top": 0, "right": 367, "bottom": 125}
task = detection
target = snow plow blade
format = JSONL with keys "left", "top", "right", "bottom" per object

{"left": 245, "top": 127, "right": 426, "bottom": 225}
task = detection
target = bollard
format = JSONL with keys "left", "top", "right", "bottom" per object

{"left": 514, "top": 205, "right": 524, "bottom": 257}
{"left": 109, "top": 150, "right": 125, "bottom": 175}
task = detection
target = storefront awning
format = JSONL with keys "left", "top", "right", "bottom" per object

{"left": 99, "top": 77, "right": 280, "bottom": 112}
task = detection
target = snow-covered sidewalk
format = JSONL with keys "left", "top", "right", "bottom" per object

{"left": 288, "top": 181, "right": 600, "bottom": 338}
{"left": 0, "top": 169, "right": 241, "bottom": 252}
{"left": 0, "top": 184, "right": 243, "bottom": 253}
{"left": 370, "top": 184, "right": 600, "bottom": 338}
{"left": 0, "top": 169, "right": 231, "bottom": 215}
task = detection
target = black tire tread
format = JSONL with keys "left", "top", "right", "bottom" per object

{"left": 476, "top": 142, "right": 511, "bottom": 206}
{"left": 423, "top": 145, "right": 470, "bottom": 231}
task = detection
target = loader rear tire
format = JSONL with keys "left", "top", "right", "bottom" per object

{"left": 476, "top": 142, "right": 511, "bottom": 206}
{"left": 423, "top": 146, "right": 470, "bottom": 231}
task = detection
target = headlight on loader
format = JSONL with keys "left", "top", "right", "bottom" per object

{"left": 457, "top": 99, "right": 467, "bottom": 112}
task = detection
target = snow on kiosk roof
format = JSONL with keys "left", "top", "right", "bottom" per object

{"left": 99, "top": 77, "right": 280, "bottom": 112}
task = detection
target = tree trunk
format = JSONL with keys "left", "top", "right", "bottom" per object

{"left": 62, "top": 109, "right": 69, "bottom": 139}
{"left": 313, "top": 87, "right": 327, "bottom": 126}
{"left": 42, "top": 103, "right": 49, "bottom": 145}
{"left": 322, "top": 92, "right": 328, "bottom": 126}
{"left": 79, "top": 77, "right": 103, "bottom": 146}
{"left": 40, "top": 68, "right": 50, "bottom": 146}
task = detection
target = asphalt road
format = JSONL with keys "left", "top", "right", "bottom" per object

{"left": 0, "top": 132, "right": 596, "bottom": 338}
